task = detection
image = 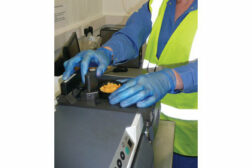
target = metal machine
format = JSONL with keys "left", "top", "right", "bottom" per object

{"left": 55, "top": 69, "right": 160, "bottom": 168}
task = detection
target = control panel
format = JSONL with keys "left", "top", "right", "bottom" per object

{"left": 110, "top": 132, "right": 134, "bottom": 168}
{"left": 109, "top": 114, "right": 143, "bottom": 168}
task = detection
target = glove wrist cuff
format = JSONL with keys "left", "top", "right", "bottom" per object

{"left": 159, "top": 69, "right": 177, "bottom": 93}
{"left": 97, "top": 47, "right": 113, "bottom": 65}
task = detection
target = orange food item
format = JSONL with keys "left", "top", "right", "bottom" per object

{"left": 100, "top": 82, "right": 121, "bottom": 93}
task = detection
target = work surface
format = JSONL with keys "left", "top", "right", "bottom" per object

{"left": 55, "top": 105, "right": 136, "bottom": 168}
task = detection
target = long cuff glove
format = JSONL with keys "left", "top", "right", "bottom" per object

{"left": 62, "top": 48, "right": 112, "bottom": 83}
{"left": 109, "top": 69, "right": 176, "bottom": 108}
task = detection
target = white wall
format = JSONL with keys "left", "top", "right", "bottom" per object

{"left": 54, "top": 0, "right": 148, "bottom": 50}
{"left": 55, "top": 0, "right": 102, "bottom": 30}
{"left": 103, "top": 0, "right": 147, "bottom": 16}
{"left": 65, "top": 0, "right": 102, "bottom": 25}
{"left": 55, "top": 0, "right": 104, "bottom": 50}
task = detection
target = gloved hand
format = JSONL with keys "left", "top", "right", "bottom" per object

{"left": 109, "top": 69, "right": 177, "bottom": 108}
{"left": 62, "top": 48, "right": 112, "bottom": 83}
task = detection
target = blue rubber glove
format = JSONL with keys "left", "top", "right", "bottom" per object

{"left": 62, "top": 48, "right": 112, "bottom": 83}
{"left": 109, "top": 69, "right": 177, "bottom": 108}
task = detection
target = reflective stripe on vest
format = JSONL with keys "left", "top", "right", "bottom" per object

{"left": 142, "top": 59, "right": 157, "bottom": 69}
{"left": 161, "top": 103, "right": 198, "bottom": 120}
{"left": 145, "top": 0, "right": 198, "bottom": 156}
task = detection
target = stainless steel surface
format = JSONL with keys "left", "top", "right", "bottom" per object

{"left": 153, "top": 120, "right": 175, "bottom": 168}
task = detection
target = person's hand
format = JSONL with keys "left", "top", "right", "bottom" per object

{"left": 62, "top": 48, "right": 112, "bottom": 83}
{"left": 109, "top": 69, "right": 177, "bottom": 108}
